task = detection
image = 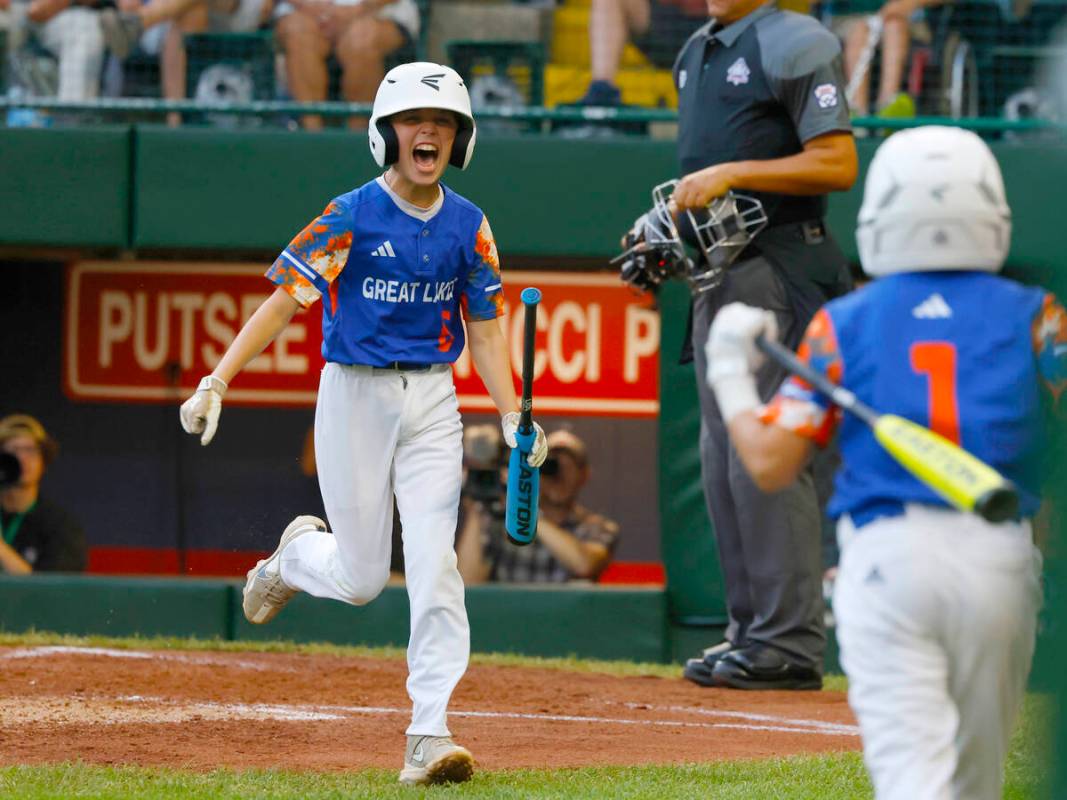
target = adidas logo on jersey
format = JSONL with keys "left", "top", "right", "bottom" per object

{"left": 912, "top": 293, "right": 952, "bottom": 319}
{"left": 371, "top": 241, "right": 397, "bottom": 258}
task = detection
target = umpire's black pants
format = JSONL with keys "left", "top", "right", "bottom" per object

{"left": 690, "top": 222, "right": 850, "bottom": 672}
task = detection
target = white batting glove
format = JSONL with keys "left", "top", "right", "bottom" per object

{"left": 705, "top": 303, "right": 778, "bottom": 423}
{"left": 179, "top": 375, "right": 228, "bottom": 446}
{"left": 501, "top": 412, "right": 548, "bottom": 468}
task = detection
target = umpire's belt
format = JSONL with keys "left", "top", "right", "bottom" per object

{"left": 736, "top": 218, "right": 827, "bottom": 263}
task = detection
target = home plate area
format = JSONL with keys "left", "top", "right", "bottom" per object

{"left": 0, "top": 646, "right": 860, "bottom": 771}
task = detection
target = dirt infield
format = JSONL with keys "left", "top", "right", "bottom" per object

{"left": 0, "top": 646, "right": 860, "bottom": 772}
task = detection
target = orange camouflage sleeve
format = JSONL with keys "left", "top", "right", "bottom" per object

{"left": 460, "top": 215, "right": 505, "bottom": 322}
{"left": 1032, "top": 292, "right": 1067, "bottom": 404}
{"left": 759, "top": 308, "right": 844, "bottom": 447}
{"left": 265, "top": 198, "right": 353, "bottom": 309}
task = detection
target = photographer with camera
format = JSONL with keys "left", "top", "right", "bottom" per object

{"left": 456, "top": 427, "right": 619, "bottom": 585}
{"left": 0, "top": 414, "right": 87, "bottom": 574}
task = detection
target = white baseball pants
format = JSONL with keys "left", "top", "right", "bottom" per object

{"left": 833, "top": 505, "right": 1042, "bottom": 800}
{"left": 280, "top": 362, "right": 469, "bottom": 736}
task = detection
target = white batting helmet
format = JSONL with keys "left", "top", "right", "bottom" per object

{"left": 368, "top": 62, "right": 477, "bottom": 170}
{"left": 857, "top": 125, "right": 1012, "bottom": 277}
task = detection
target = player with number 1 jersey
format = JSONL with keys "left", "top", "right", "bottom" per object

{"left": 703, "top": 126, "right": 1064, "bottom": 800}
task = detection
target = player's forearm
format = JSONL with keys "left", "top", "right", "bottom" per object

{"left": 0, "top": 540, "right": 32, "bottom": 575}
{"left": 727, "top": 412, "right": 812, "bottom": 492}
{"left": 536, "top": 518, "right": 609, "bottom": 579}
{"left": 727, "top": 133, "right": 858, "bottom": 196}
{"left": 211, "top": 287, "right": 301, "bottom": 385}
{"left": 466, "top": 319, "right": 520, "bottom": 416}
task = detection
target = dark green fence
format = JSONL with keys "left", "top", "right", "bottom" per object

{"left": 2, "top": 126, "right": 1065, "bottom": 269}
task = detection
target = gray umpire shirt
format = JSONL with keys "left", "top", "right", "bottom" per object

{"left": 673, "top": 3, "right": 852, "bottom": 227}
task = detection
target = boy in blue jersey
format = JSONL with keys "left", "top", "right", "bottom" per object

{"left": 703, "top": 126, "right": 1065, "bottom": 800}
{"left": 178, "top": 62, "right": 547, "bottom": 787}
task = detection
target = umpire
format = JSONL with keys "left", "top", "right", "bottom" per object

{"left": 673, "top": 0, "right": 858, "bottom": 689}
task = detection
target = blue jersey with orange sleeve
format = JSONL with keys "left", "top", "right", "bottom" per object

{"left": 265, "top": 179, "right": 504, "bottom": 365}
{"left": 761, "top": 271, "right": 1067, "bottom": 525}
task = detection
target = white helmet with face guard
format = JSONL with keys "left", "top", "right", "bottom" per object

{"left": 857, "top": 125, "right": 1012, "bottom": 277}
{"left": 368, "top": 62, "right": 477, "bottom": 170}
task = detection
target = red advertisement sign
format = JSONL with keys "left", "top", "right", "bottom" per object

{"left": 65, "top": 262, "right": 660, "bottom": 416}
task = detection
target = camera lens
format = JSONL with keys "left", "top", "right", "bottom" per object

{"left": 541, "top": 456, "right": 560, "bottom": 477}
{"left": 0, "top": 452, "right": 22, "bottom": 488}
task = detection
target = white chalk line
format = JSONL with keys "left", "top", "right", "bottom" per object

{"left": 623, "top": 703, "right": 860, "bottom": 735}
{"left": 114, "top": 696, "right": 858, "bottom": 738}
{"left": 0, "top": 647, "right": 857, "bottom": 738}
{"left": 0, "top": 646, "right": 284, "bottom": 672}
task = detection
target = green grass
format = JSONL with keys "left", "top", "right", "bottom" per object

{"left": 0, "top": 757, "right": 872, "bottom": 800}
{"left": 0, "top": 634, "right": 1048, "bottom": 799}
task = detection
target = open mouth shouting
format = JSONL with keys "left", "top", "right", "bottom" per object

{"left": 413, "top": 143, "right": 440, "bottom": 174}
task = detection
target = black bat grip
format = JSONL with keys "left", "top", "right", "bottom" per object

{"left": 974, "top": 487, "right": 1021, "bottom": 524}
{"left": 518, "top": 287, "right": 541, "bottom": 433}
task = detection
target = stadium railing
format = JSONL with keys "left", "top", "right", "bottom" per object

{"left": 0, "top": 96, "right": 1062, "bottom": 137}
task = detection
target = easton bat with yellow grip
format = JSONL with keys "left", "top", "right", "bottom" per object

{"left": 756, "top": 336, "right": 1020, "bottom": 523}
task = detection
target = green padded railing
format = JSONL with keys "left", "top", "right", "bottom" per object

{"left": 1, "top": 97, "right": 1063, "bottom": 133}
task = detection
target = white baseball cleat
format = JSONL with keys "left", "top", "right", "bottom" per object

{"left": 398, "top": 735, "right": 474, "bottom": 786}
{"left": 242, "top": 515, "right": 327, "bottom": 624}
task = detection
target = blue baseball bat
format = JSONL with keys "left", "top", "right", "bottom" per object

{"left": 505, "top": 287, "right": 542, "bottom": 546}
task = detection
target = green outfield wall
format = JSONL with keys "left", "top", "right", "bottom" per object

{"left": 1, "top": 126, "right": 1064, "bottom": 274}
{"left": 0, "top": 575, "right": 668, "bottom": 663}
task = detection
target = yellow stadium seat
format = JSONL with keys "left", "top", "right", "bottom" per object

{"left": 544, "top": 63, "right": 677, "bottom": 108}
{"left": 551, "top": 4, "right": 650, "bottom": 68}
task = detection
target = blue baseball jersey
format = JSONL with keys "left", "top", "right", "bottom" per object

{"left": 762, "top": 271, "right": 1067, "bottom": 525}
{"left": 266, "top": 178, "right": 505, "bottom": 365}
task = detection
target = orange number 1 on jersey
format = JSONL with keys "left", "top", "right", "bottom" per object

{"left": 910, "top": 341, "right": 961, "bottom": 445}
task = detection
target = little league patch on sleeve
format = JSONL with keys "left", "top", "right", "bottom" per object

{"left": 726, "top": 58, "right": 750, "bottom": 86}
{"left": 815, "top": 83, "right": 839, "bottom": 108}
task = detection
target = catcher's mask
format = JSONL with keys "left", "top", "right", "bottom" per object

{"left": 613, "top": 180, "right": 769, "bottom": 293}
{"left": 610, "top": 193, "right": 690, "bottom": 293}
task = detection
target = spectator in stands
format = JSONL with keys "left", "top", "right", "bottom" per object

{"left": 274, "top": 0, "right": 419, "bottom": 130}
{"left": 0, "top": 0, "right": 11, "bottom": 36}
{"left": 577, "top": 0, "right": 706, "bottom": 107}
{"left": 4, "top": 0, "right": 106, "bottom": 101}
{"left": 833, "top": 0, "right": 944, "bottom": 118}
{"left": 100, "top": 0, "right": 273, "bottom": 127}
{"left": 0, "top": 414, "right": 87, "bottom": 574}
{"left": 456, "top": 428, "right": 620, "bottom": 584}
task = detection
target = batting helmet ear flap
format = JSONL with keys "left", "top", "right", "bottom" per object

{"left": 373, "top": 118, "right": 399, "bottom": 167}
{"left": 369, "top": 63, "right": 477, "bottom": 168}
{"left": 450, "top": 125, "right": 474, "bottom": 169}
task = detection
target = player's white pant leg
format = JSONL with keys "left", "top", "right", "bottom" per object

{"left": 834, "top": 515, "right": 957, "bottom": 800}
{"left": 834, "top": 506, "right": 1040, "bottom": 800}
{"left": 393, "top": 366, "right": 468, "bottom": 737}
{"left": 940, "top": 516, "right": 1040, "bottom": 800}
{"left": 280, "top": 363, "right": 400, "bottom": 604}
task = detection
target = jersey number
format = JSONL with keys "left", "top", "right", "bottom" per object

{"left": 910, "top": 342, "right": 961, "bottom": 445}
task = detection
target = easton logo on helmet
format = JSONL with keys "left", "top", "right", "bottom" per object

{"left": 421, "top": 74, "right": 446, "bottom": 91}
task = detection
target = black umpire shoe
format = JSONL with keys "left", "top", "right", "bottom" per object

{"left": 710, "top": 644, "right": 822, "bottom": 690}
{"left": 682, "top": 640, "right": 735, "bottom": 687}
